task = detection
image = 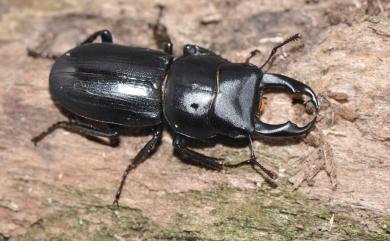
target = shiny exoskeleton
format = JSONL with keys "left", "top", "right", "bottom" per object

{"left": 32, "top": 7, "right": 319, "bottom": 206}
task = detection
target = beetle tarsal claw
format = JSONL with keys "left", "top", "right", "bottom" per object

{"left": 250, "top": 158, "right": 278, "bottom": 179}
{"left": 112, "top": 200, "right": 119, "bottom": 208}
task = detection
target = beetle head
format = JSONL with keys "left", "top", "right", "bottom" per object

{"left": 254, "top": 73, "right": 319, "bottom": 137}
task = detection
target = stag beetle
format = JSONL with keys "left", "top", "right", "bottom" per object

{"left": 32, "top": 6, "right": 319, "bottom": 206}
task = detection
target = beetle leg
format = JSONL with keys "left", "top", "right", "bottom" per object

{"left": 85, "top": 135, "right": 120, "bottom": 147}
{"left": 151, "top": 5, "right": 173, "bottom": 54}
{"left": 173, "top": 135, "right": 224, "bottom": 170}
{"left": 80, "top": 29, "right": 113, "bottom": 45}
{"left": 164, "top": 42, "right": 173, "bottom": 55}
{"left": 183, "top": 44, "right": 220, "bottom": 56}
{"left": 113, "top": 125, "right": 163, "bottom": 207}
{"left": 27, "top": 30, "right": 113, "bottom": 59}
{"left": 31, "top": 120, "right": 119, "bottom": 147}
{"left": 224, "top": 136, "right": 277, "bottom": 179}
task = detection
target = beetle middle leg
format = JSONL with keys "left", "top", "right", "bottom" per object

{"left": 31, "top": 120, "right": 120, "bottom": 147}
{"left": 173, "top": 135, "right": 224, "bottom": 170}
{"left": 224, "top": 136, "right": 277, "bottom": 179}
{"left": 113, "top": 125, "right": 163, "bottom": 207}
{"left": 151, "top": 4, "right": 173, "bottom": 55}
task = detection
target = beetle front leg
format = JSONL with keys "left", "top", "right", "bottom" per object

{"left": 80, "top": 29, "right": 113, "bottom": 45}
{"left": 224, "top": 136, "right": 277, "bottom": 179}
{"left": 113, "top": 125, "right": 163, "bottom": 207}
{"left": 31, "top": 120, "right": 119, "bottom": 147}
{"left": 173, "top": 135, "right": 224, "bottom": 170}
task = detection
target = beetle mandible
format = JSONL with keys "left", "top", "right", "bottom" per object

{"left": 32, "top": 6, "right": 319, "bottom": 206}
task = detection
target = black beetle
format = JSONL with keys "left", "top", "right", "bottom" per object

{"left": 32, "top": 7, "right": 319, "bottom": 206}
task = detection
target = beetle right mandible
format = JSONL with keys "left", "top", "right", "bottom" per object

{"left": 32, "top": 5, "right": 319, "bottom": 206}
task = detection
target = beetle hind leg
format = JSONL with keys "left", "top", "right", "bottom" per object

{"left": 151, "top": 5, "right": 173, "bottom": 55}
{"left": 27, "top": 30, "right": 114, "bottom": 60}
{"left": 31, "top": 120, "right": 120, "bottom": 147}
{"left": 173, "top": 135, "right": 224, "bottom": 170}
{"left": 80, "top": 29, "right": 113, "bottom": 45}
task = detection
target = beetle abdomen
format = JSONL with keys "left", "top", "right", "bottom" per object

{"left": 50, "top": 43, "right": 171, "bottom": 127}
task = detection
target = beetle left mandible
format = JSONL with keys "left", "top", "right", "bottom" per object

{"left": 31, "top": 6, "right": 319, "bottom": 206}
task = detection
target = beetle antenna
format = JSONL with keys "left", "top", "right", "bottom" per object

{"left": 259, "top": 33, "right": 302, "bottom": 70}
{"left": 245, "top": 49, "right": 261, "bottom": 64}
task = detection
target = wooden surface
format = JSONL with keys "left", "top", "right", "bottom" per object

{"left": 0, "top": 0, "right": 389, "bottom": 240}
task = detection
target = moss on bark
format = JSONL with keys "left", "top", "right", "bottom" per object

{"left": 14, "top": 184, "right": 388, "bottom": 241}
